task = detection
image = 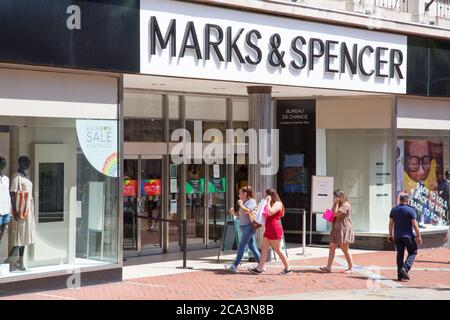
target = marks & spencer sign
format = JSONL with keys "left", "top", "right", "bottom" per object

{"left": 141, "top": 0, "right": 407, "bottom": 94}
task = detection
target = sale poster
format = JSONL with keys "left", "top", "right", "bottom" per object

{"left": 142, "top": 179, "right": 162, "bottom": 196}
{"left": 124, "top": 180, "right": 138, "bottom": 197}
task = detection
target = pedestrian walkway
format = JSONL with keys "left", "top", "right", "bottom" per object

{"left": 0, "top": 247, "right": 448, "bottom": 300}
{"left": 123, "top": 244, "right": 372, "bottom": 280}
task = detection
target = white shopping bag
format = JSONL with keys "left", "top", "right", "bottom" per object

{"left": 254, "top": 199, "right": 267, "bottom": 226}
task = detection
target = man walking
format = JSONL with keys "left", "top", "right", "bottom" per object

{"left": 445, "top": 171, "right": 450, "bottom": 264}
{"left": 388, "top": 193, "right": 423, "bottom": 281}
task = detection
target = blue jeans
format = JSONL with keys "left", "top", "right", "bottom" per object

{"left": 0, "top": 214, "right": 10, "bottom": 225}
{"left": 395, "top": 236, "right": 418, "bottom": 277}
{"left": 234, "top": 223, "right": 260, "bottom": 267}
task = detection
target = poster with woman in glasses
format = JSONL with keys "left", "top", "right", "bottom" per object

{"left": 397, "top": 140, "right": 448, "bottom": 226}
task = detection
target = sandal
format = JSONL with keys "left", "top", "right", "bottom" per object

{"left": 319, "top": 266, "right": 331, "bottom": 273}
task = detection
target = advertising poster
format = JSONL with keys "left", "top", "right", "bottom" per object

{"left": 282, "top": 153, "right": 307, "bottom": 194}
{"left": 397, "top": 139, "right": 448, "bottom": 226}
{"left": 186, "top": 178, "right": 205, "bottom": 194}
{"left": 123, "top": 179, "right": 138, "bottom": 197}
{"left": 209, "top": 178, "right": 226, "bottom": 193}
{"left": 141, "top": 179, "right": 161, "bottom": 196}
{"left": 76, "top": 120, "right": 118, "bottom": 177}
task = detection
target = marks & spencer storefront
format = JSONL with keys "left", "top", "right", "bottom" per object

{"left": 0, "top": 0, "right": 448, "bottom": 291}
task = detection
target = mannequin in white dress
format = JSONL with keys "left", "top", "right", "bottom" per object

{"left": 4, "top": 156, "right": 35, "bottom": 271}
{"left": 0, "top": 156, "right": 11, "bottom": 244}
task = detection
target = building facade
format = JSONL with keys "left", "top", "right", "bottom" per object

{"left": 0, "top": 0, "right": 448, "bottom": 291}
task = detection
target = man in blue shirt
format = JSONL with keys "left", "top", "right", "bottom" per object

{"left": 388, "top": 193, "right": 423, "bottom": 281}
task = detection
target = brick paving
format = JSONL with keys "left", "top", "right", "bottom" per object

{"left": 1, "top": 248, "right": 449, "bottom": 300}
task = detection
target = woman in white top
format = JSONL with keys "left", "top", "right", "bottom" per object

{"left": 0, "top": 156, "right": 11, "bottom": 243}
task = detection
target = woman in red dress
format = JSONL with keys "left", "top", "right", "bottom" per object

{"left": 248, "top": 189, "right": 291, "bottom": 275}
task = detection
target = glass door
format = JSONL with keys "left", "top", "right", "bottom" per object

{"left": 139, "top": 157, "right": 163, "bottom": 254}
{"left": 123, "top": 158, "right": 138, "bottom": 252}
{"left": 207, "top": 163, "right": 227, "bottom": 246}
{"left": 123, "top": 156, "right": 163, "bottom": 256}
{"left": 168, "top": 163, "right": 181, "bottom": 251}
{"left": 184, "top": 161, "right": 227, "bottom": 249}
{"left": 186, "top": 163, "right": 206, "bottom": 247}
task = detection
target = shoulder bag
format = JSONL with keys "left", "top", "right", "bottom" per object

{"left": 13, "top": 175, "right": 30, "bottom": 220}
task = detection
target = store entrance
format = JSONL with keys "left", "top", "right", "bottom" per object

{"left": 123, "top": 156, "right": 164, "bottom": 256}
{"left": 185, "top": 161, "right": 227, "bottom": 249}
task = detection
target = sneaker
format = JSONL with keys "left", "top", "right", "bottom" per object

{"left": 248, "top": 266, "right": 262, "bottom": 274}
{"left": 224, "top": 264, "right": 237, "bottom": 273}
{"left": 343, "top": 269, "right": 355, "bottom": 274}
{"left": 278, "top": 268, "right": 292, "bottom": 275}
{"left": 400, "top": 267, "right": 410, "bottom": 280}
{"left": 250, "top": 264, "right": 267, "bottom": 272}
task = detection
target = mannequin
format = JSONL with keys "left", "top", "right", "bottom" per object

{"left": 4, "top": 156, "right": 35, "bottom": 271}
{"left": 0, "top": 156, "right": 11, "bottom": 244}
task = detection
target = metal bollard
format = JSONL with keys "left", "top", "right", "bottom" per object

{"left": 177, "top": 219, "right": 193, "bottom": 270}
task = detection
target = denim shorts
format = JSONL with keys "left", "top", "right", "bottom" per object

{"left": 0, "top": 214, "right": 11, "bottom": 225}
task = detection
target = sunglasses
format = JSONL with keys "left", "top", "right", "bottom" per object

{"left": 406, "top": 156, "right": 432, "bottom": 172}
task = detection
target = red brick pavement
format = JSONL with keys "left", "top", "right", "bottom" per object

{"left": 351, "top": 247, "right": 450, "bottom": 269}
{"left": 1, "top": 248, "right": 449, "bottom": 300}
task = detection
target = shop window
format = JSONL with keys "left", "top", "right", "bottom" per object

{"left": 0, "top": 68, "right": 119, "bottom": 280}
{"left": 326, "top": 129, "right": 393, "bottom": 232}
{"left": 185, "top": 96, "right": 227, "bottom": 142}
{"left": 397, "top": 129, "right": 450, "bottom": 227}
{"left": 169, "top": 95, "right": 180, "bottom": 139}
{"left": 124, "top": 91, "right": 163, "bottom": 142}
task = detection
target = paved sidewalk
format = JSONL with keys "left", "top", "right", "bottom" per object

{"left": 0, "top": 247, "right": 449, "bottom": 300}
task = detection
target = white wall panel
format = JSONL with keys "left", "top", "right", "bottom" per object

{"left": 0, "top": 68, "right": 117, "bottom": 119}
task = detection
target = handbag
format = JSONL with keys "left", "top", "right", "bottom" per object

{"left": 13, "top": 175, "right": 30, "bottom": 220}
{"left": 251, "top": 221, "right": 262, "bottom": 231}
{"left": 322, "top": 208, "right": 334, "bottom": 223}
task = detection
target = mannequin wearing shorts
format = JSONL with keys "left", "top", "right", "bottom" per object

{"left": 0, "top": 157, "right": 11, "bottom": 245}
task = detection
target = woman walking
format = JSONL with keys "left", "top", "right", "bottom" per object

{"left": 224, "top": 186, "right": 260, "bottom": 273}
{"left": 320, "top": 189, "right": 355, "bottom": 273}
{"left": 248, "top": 189, "right": 291, "bottom": 275}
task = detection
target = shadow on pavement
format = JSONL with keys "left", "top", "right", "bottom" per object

{"left": 414, "top": 260, "right": 450, "bottom": 265}
{"left": 293, "top": 270, "right": 327, "bottom": 275}
{"left": 197, "top": 268, "right": 264, "bottom": 276}
{"left": 199, "top": 267, "right": 334, "bottom": 276}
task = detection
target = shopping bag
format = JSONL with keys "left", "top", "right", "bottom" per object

{"left": 13, "top": 175, "right": 30, "bottom": 220}
{"left": 251, "top": 199, "right": 267, "bottom": 230}
{"left": 322, "top": 208, "right": 334, "bottom": 222}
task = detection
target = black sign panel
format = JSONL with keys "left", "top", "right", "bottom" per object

{"left": 0, "top": 0, "right": 139, "bottom": 73}
{"left": 407, "top": 36, "right": 450, "bottom": 97}
{"left": 277, "top": 100, "right": 316, "bottom": 241}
